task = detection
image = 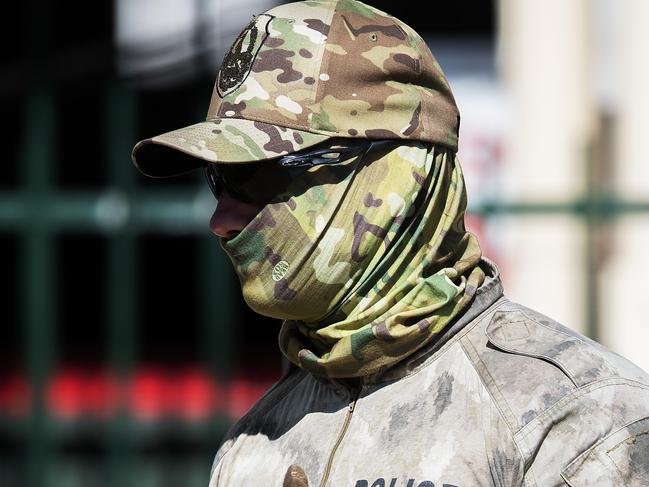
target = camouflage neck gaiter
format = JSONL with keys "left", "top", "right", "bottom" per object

{"left": 220, "top": 141, "right": 485, "bottom": 378}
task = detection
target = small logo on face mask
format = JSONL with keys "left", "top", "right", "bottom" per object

{"left": 272, "top": 260, "right": 290, "bottom": 281}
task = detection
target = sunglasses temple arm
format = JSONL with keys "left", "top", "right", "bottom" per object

{"left": 277, "top": 141, "right": 374, "bottom": 168}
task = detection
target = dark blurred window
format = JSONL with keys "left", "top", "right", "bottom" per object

{"left": 2, "top": 2, "right": 20, "bottom": 65}
{"left": 0, "top": 234, "right": 18, "bottom": 371}
{"left": 137, "top": 234, "right": 200, "bottom": 364}
{"left": 58, "top": 234, "right": 107, "bottom": 363}
{"left": 0, "top": 97, "right": 21, "bottom": 189}
{"left": 376, "top": 2, "right": 495, "bottom": 37}
{"left": 55, "top": 79, "right": 107, "bottom": 188}
{"left": 288, "top": 0, "right": 495, "bottom": 38}
{"left": 50, "top": 0, "right": 112, "bottom": 52}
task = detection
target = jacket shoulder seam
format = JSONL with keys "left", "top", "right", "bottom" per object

{"left": 459, "top": 336, "right": 530, "bottom": 480}
{"left": 517, "top": 377, "right": 649, "bottom": 442}
{"left": 460, "top": 336, "right": 518, "bottom": 430}
{"left": 516, "top": 307, "right": 619, "bottom": 378}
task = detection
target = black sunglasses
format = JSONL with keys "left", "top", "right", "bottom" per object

{"left": 203, "top": 138, "right": 398, "bottom": 205}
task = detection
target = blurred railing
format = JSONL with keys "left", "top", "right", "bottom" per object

{"left": 5, "top": 83, "right": 249, "bottom": 487}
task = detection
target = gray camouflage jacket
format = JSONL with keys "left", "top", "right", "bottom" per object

{"left": 208, "top": 257, "right": 649, "bottom": 486}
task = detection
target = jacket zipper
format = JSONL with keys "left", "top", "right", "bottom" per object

{"left": 318, "top": 385, "right": 362, "bottom": 487}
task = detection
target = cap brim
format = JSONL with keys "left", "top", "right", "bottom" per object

{"left": 131, "top": 117, "right": 330, "bottom": 178}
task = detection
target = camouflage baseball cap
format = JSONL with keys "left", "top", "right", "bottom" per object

{"left": 131, "top": 0, "right": 460, "bottom": 178}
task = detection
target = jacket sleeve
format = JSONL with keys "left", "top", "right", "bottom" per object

{"left": 559, "top": 416, "right": 649, "bottom": 486}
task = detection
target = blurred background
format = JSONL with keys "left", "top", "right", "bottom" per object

{"left": 1, "top": 0, "right": 647, "bottom": 485}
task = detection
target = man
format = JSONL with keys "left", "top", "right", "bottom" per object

{"left": 131, "top": 1, "right": 649, "bottom": 485}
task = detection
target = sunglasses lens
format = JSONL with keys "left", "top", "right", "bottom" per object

{"left": 204, "top": 166, "right": 223, "bottom": 201}
{"left": 205, "top": 164, "right": 263, "bottom": 204}
{"left": 204, "top": 140, "right": 377, "bottom": 205}
{"left": 221, "top": 163, "right": 273, "bottom": 204}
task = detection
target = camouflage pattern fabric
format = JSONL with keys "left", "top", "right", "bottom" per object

{"left": 220, "top": 141, "right": 486, "bottom": 378}
{"left": 131, "top": 0, "right": 460, "bottom": 178}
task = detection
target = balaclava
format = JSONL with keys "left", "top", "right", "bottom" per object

{"left": 220, "top": 141, "right": 485, "bottom": 378}
{"left": 129, "top": 0, "right": 486, "bottom": 379}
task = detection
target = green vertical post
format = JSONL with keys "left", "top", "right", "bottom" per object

{"left": 21, "top": 88, "right": 57, "bottom": 487}
{"left": 198, "top": 237, "right": 237, "bottom": 377}
{"left": 199, "top": 229, "right": 238, "bottom": 471}
{"left": 104, "top": 80, "right": 138, "bottom": 487}
{"left": 584, "top": 138, "right": 601, "bottom": 342}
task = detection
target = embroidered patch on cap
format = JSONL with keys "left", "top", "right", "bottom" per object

{"left": 216, "top": 14, "right": 274, "bottom": 97}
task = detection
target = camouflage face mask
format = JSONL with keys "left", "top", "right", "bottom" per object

{"left": 220, "top": 142, "right": 485, "bottom": 378}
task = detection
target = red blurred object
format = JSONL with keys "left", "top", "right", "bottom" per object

{"left": 465, "top": 214, "right": 484, "bottom": 241}
{"left": 81, "top": 370, "right": 121, "bottom": 418}
{"left": 46, "top": 367, "right": 121, "bottom": 420}
{"left": 227, "top": 375, "right": 276, "bottom": 420}
{"left": 46, "top": 368, "right": 85, "bottom": 420}
{"left": 1, "top": 364, "right": 279, "bottom": 422}
{"left": 174, "top": 367, "right": 223, "bottom": 422}
{"left": 127, "top": 366, "right": 169, "bottom": 421}
{"left": 0, "top": 372, "right": 30, "bottom": 418}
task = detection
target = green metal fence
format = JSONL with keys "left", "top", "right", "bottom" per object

{"left": 1, "top": 81, "right": 238, "bottom": 487}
